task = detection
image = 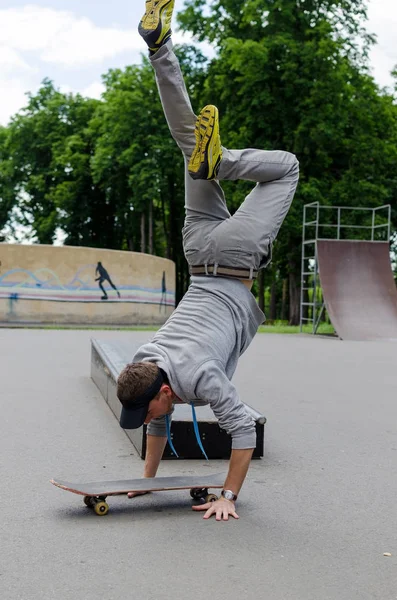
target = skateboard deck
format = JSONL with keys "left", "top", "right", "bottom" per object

{"left": 50, "top": 473, "right": 225, "bottom": 515}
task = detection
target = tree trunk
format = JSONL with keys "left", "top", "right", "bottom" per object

{"left": 160, "top": 193, "right": 170, "bottom": 259}
{"left": 257, "top": 269, "right": 265, "bottom": 312}
{"left": 167, "top": 175, "right": 185, "bottom": 304}
{"left": 269, "top": 280, "right": 277, "bottom": 320}
{"left": 289, "top": 265, "right": 300, "bottom": 325}
{"left": 140, "top": 212, "right": 146, "bottom": 254}
{"left": 148, "top": 199, "right": 153, "bottom": 255}
{"left": 281, "top": 278, "right": 288, "bottom": 321}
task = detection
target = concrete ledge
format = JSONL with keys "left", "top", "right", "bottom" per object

{"left": 91, "top": 338, "right": 266, "bottom": 460}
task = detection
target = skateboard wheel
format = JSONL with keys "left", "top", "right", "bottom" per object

{"left": 84, "top": 496, "right": 93, "bottom": 507}
{"left": 94, "top": 501, "right": 109, "bottom": 516}
{"left": 205, "top": 494, "right": 218, "bottom": 503}
{"left": 190, "top": 488, "right": 208, "bottom": 501}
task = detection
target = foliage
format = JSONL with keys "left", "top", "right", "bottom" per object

{"left": 0, "top": 80, "right": 103, "bottom": 245}
{"left": 178, "top": 0, "right": 397, "bottom": 321}
{"left": 0, "top": 1, "right": 396, "bottom": 314}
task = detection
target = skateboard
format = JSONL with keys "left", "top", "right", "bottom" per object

{"left": 50, "top": 473, "right": 225, "bottom": 516}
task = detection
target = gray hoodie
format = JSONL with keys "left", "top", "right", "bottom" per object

{"left": 133, "top": 276, "right": 265, "bottom": 449}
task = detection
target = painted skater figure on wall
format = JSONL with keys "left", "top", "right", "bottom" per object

{"left": 95, "top": 262, "right": 121, "bottom": 300}
{"left": 160, "top": 271, "right": 167, "bottom": 312}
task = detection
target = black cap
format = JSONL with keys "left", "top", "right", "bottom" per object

{"left": 119, "top": 368, "right": 164, "bottom": 430}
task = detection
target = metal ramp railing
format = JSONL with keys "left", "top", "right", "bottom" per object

{"left": 300, "top": 203, "right": 391, "bottom": 334}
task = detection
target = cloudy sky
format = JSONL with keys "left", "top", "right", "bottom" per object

{"left": 0, "top": 0, "right": 396, "bottom": 127}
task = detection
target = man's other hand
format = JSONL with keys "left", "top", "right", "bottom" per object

{"left": 127, "top": 491, "right": 150, "bottom": 498}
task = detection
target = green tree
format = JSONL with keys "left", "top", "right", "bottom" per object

{"left": 178, "top": 0, "right": 397, "bottom": 322}
{"left": 0, "top": 126, "right": 16, "bottom": 238}
{"left": 50, "top": 97, "right": 109, "bottom": 248}
{"left": 1, "top": 80, "right": 103, "bottom": 245}
{"left": 90, "top": 45, "right": 208, "bottom": 301}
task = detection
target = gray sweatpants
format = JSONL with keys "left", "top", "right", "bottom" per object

{"left": 151, "top": 41, "right": 299, "bottom": 276}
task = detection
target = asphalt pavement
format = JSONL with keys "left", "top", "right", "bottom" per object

{"left": 1, "top": 329, "right": 396, "bottom": 600}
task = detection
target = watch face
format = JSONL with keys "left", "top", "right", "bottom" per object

{"left": 222, "top": 490, "right": 236, "bottom": 501}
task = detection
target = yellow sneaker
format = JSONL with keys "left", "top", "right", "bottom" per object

{"left": 188, "top": 105, "right": 223, "bottom": 180}
{"left": 138, "top": 0, "right": 175, "bottom": 53}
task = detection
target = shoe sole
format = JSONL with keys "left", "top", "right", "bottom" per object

{"left": 188, "top": 106, "right": 222, "bottom": 180}
{"left": 138, "top": 0, "right": 174, "bottom": 49}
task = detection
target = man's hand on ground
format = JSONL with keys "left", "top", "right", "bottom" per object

{"left": 192, "top": 497, "right": 239, "bottom": 521}
{"left": 127, "top": 491, "right": 150, "bottom": 498}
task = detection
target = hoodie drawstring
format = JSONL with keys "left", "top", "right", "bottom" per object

{"left": 164, "top": 407, "right": 209, "bottom": 461}
{"left": 191, "top": 403, "right": 209, "bottom": 461}
{"left": 165, "top": 413, "right": 179, "bottom": 458}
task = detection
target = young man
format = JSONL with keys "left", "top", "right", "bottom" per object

{"left": 117, "top": 0, "right": 299, "bottom": 522}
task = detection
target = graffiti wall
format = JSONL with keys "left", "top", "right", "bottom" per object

{"left": 0, "top": 243, "right": 175, "bottom": 325}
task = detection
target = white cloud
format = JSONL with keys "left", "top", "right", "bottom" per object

{"left": 0, "top": 77, "right": 31, "bottom": 125}
{"left": 0, "top": 5, "right": 143, "bottom": 67}
{"left": 60, "top": 81, "right": 105, "bottom": 102}
{"left": 0, "top": 1, "right": 395, "bottom": 127}
{"left": 367, "top": 0, "right": 397, "bottom": 88}
{"left": 0, "top": 45, "right": 32, "bottom": 72}
{"left": 0, "top": 4, "right": 147, "bottom": 124}
{"left": 369, "top": 45, "right": 396, "bottom": 89}
{"left": 81, "top": 81, "right": 106, "bottom": 100}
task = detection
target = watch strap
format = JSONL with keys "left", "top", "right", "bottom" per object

{"left": 221, "top": 489, "right": 238, "bottom": 502}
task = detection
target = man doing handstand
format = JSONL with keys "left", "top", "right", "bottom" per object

{"left": 116, "top": 0, "right": 299, "bottom": 522}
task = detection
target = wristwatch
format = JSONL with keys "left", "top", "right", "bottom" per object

{"left": 221, "top": 489, "right": 238, "bottom": 502}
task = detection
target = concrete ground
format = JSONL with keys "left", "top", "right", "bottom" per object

{"left": 1, "top": 329, "right": 396, "bottom": 600}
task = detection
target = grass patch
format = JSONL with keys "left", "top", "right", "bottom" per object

{"left": 258, "top": 322, "right": 335, "bottom": 335}
{"left": 3, "top": 322, "right": 336, "bottom": 335}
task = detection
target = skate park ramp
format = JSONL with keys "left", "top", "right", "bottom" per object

{"left": 317, "top": 240, "right": 397, "bottom": 341}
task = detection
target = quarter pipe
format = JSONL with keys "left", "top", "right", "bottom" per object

{"left": 317, "top": 240, "right": 397, "bottom": 341}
